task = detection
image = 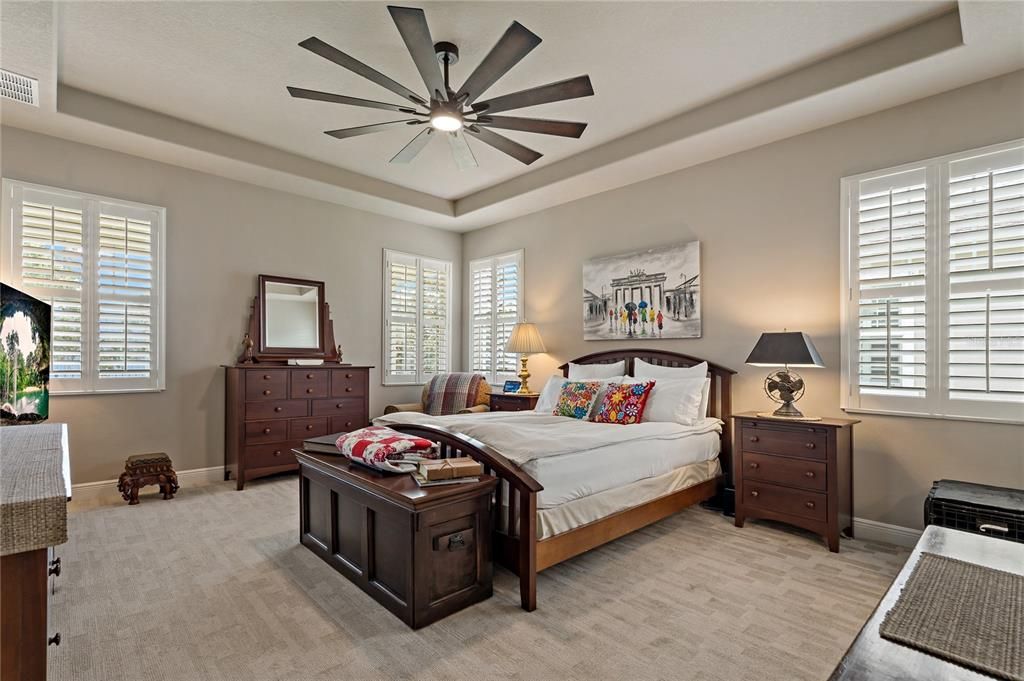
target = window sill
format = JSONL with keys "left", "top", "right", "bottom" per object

{"left": 53, "top": 387, "right": 165, "bottom": 396}
{"left": 841, "top": 407, "right": 1023, "bottom": 426}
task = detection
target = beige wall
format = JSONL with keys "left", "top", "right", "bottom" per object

{"left": 0, "top": 126, "right": 462, "bottom": 484}
{"left": 463, "top": 71, "right": 1024, "bottom": 530}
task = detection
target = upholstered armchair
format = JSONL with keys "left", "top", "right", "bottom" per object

{"left": 383, "top": 373, "right": 492, "bottom": 416}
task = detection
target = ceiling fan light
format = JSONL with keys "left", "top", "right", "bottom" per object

{"left": 430, "top": 113, "right": 463, "bottom": 131}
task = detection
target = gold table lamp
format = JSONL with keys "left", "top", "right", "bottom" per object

{"left": 505, "top": 322, "right": 546, "bottom": 394}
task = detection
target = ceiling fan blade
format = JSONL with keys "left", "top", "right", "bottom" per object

{"left": 447, "top": 131, "right": 478, "bottom": 170}
{"left": 474, "top": 115, "right": 587, "bottom": 138}
{"left": 387, "top": 6, "right": 448, "bottom": 101}
{"left": 325, "top": 119, "right": 424, "bottom": 140}
{"left": 287, "top": 87, "right": 424, "bottom": 114}
{"left": 298, "top": 37, "right": 427, "bottom": 107}
{"left": 390, "top": 128, "right": 435, "bottom": 163}
{"left": 466, "top": 126, "right": 541, "bottom": 165}
{"left": 471, "top": 75, "right": 594, "bottom": 115}
{"left": 455, "top": 21, "right": 541, "bottom": 107}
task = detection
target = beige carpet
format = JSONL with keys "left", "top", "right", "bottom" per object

{"left": 50, "top": 476, "right": 907, "bottom": 681}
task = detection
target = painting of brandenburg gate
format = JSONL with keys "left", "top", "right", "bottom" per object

{"left": 582, "top": 241, "right": 701, "bottom": 340}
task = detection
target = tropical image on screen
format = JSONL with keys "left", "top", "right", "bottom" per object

{"left": 0, "top": 283, "right": 51, "bottom": 425}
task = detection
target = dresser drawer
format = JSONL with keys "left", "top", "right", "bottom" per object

{"left": 245, "top": 442, "right": 299, "bottom": 469}
{"left": 290, "top": 370, "right": 329, "bottom": 399}
{"left": 311, "top": 398, "right": 364, "bottom": 418}
{"left": 288, "top": 417, "right": 329, "bottom": 440}
{"left": 744, "top": 481, "right": 827, "bottom": 522}
{"left": 330, "top": 414, "right": 367, "bottom": 433}
{"left": 245, "top": 399, "right": 308, "bottom": 421}
{"left": 245, "top": 370, "right": 289, "bottom": 401}
{"left": 245, "top": 419, "right": 289, "bottom": 444}
{"left": 741, "top": 452, "right": 827, "bottom": 492}
{"left": 741, "top": 425, "right": 827, "bottom": 460}
{"left": 332, "top": 370, "right": 367, "bottom": 397}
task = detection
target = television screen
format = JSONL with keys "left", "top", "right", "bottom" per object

{"left": 0, "top": 283, "right": 51, "bottom": 425}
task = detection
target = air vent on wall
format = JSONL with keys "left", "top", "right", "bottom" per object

{"left": 0, "top": 69, "right": 39, "bottom": 106}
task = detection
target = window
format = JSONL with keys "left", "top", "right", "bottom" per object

{"left": 469, "top": 250, "right": 524, "bottom": 384}
{"left": 840, "top": 140, "right": 1024, "bottom": 423}
{"left": 1, "top": 179, "right": 165, "bottom": 394}
{"left": 382, "top": 249, "right": 451, "bottom": 385}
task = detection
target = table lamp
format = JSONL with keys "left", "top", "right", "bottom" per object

{"left": 505, "top": 322, "right": 546, "bottom": 394}
{"left": 745, "top": 331, "right": 825, "bottom": 420}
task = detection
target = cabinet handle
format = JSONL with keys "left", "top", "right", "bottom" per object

{"left": 335, "top": 403, "right": 344, "bottom": 408}
{"left": 263, "top": 389, "right": 271, "bottom": 396}
{"left": 345, "top": 373, "right": 353, "bottom": 379}
{"left": 750, "top": 490, "right": 759, "bottom": 498}
{"left": 274, "top": 406, "right": 282, "bottom": 412}
{"left": 263, "top": 428, "right": 271, "bottom": 434}
{"left": 805, "top": 442, "right": 816, "bottom": 449}
{"left": 307, "top": 373, "right": 314, "bottom": 379}
{"left": 48, "top": 557, "right": 61, "bottom": 577}
{"left": 274, "top": 450, "right": 282, "bottom": 457}
{"left": 805, "top": 471, "right": 815, "bottom": 478}
{"left": 345, "top": 421, "right": 352, "bottom": 428}
{"left": 263, "top": 374, "right": 271, "bottom": 380}
{"left": 345, "top": 387, "right": 353, "bottom": 393}
{"left": 749, "top": 436, "right": 759, "bottom": 443}
{"left": 306, "top": 388, "right": 313, "bottom": 394}
{"left": 305, "top": 424, "right": 314, "bottom": 430}
{"left": 49, "top": 633, "right": 61, "bottom": 647}
{"left": 748, "top": 462, "right": 759, "bottom": 469}
{"left": 805, "top": 501, "right": 815, "bottom": 509}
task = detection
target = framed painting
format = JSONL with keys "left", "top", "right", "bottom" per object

{"left": 582, "top": 241, "right": 701, "bottom": 340}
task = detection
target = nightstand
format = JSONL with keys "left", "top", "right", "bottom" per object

{"left": 732, "top": 412, "right": 859, "bottom": 552}
{"left": 489, "top": 393, "right": 539, "bottom": 412}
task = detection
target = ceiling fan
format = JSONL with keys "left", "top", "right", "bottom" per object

{"left": 287, "top": 5, "right": 594, "bottom": 169}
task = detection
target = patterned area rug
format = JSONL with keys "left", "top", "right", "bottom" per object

{"left": 880, "top": 552, "right": 1024, "bottom": 681}
{"left": 50, "top": 477, "right": 906, "bottom": 681}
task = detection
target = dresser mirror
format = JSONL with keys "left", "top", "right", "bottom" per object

{"left": 237, "top": 275, "right": 339, "bottom": 364}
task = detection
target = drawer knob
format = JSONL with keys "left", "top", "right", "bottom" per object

{"left": 336, "top": 403, "right": 344, "bottom": 408}
{"left": 748, "top": 462, "right": 760, "bottom": 470}
{"left": 49, "top": 633, "right": 61, "bottom": 647}
{"left": 305, "top": 424, "right": 314, "bottom": 430}
{"left": 805, "top": 471, "right": 815, "bottom": 478}
{"left": 307, "top": 373, "right": 314, "bottom": 379}
{"left": 274, "top": 406, "right": 282, "bottom": 412}
{"left": 805, "top": 501, "right": 815, "bottom": 509}
{"left": 345, "top": 387, "right": 353, "bottom": 393}
{"left": 346, "top": 373, "right": 353, "bottom": 378}
{"left": 306, "top": 388, "right": 314, "bottom": 394}
{"left": 263, "top": 427, "right": 272, "bottom": 434}
{"left": 263, "top": 389, "right": 272, "bottom": 396}
{"left": 48, "top": 557, "right": 61, "bottom": 577}
{"left": 263, "top": 374, "right": 271, "bottom": 380}
{"left": 750, "top": 490, "right": 759, "bottom": 498}
{"left": 805, "top": 442, "right": 816, "bottom": 449}
{"left": 749, "top": 436, "right": 759, "bottom": 443}
{"left": 274, "top": 450, "right": 282, "bottom": 457}
{"left": 345, "top": 421, "right": 352, "bottom": 428}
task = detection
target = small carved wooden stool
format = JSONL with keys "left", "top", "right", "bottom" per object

{"left": 117, "top": 453, "right": 179, "bottom": 505}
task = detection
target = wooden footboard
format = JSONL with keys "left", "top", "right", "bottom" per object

{"left": 389, "top": 424, "right": 544, "bottom": 611}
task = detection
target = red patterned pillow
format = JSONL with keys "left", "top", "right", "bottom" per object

{"left": 592, "top": 381, "right": 656, "bottom": 425}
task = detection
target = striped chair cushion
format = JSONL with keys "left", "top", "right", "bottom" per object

{"left": 423, "top": 373, "right": 487, "bottom": 416}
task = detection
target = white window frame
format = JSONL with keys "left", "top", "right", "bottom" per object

{"left": 469, "top": 249, "right": 524, "bottom": 385}
{"left": 381, "top": 248, "right": 452, "bottom": 386}
{"left": 1, "top": 179, "right": 166, "bottom": 394}
{"left": 840, "top": 139, "right": 1024, "bottom": 424}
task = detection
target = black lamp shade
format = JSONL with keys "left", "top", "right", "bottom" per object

{"left": 745, "top": 331, "right": 825, "bottom": 368}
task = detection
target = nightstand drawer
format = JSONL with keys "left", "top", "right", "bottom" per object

{"left": 744, "top": 482, "right": 827, "bottom": 522}
{"left": 741, "top": 426, "right": 826, "bottom": 460}
{"left": 490, "top": 394, "right": 538, "bottom": 412}
{"left": 741, "top": 452, "right": 826, "bottom": 492}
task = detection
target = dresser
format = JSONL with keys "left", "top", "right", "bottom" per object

{"left": 489, "top": 392, "right": 539, "bottom": 412}
{"left": 732, "top": 412, "right": 858, "bottom": 552}
{"left": 224, "top": 365, "right": 372, "bottom": 489}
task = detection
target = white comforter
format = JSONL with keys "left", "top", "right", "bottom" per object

{"left": 373, "top": 410, "right": 722, "bottom": 467}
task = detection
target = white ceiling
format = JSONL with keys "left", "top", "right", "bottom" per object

{"left": 2, "top": 1, "right": 1023, "bottom": 230}
{"left": 55, "top": 0, "right": 952, "bottom": 199}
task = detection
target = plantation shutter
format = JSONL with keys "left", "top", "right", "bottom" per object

{"left": 383, "top": 250, "right": 452, "bottom": 385}
{"left": 854, "top": 167, "right": 929, "bottom": 401}
{"left": 420, "top": 258, "right": 450, "bottom": 377}
{"left": 946, "top": 145, "right": 1024, "bottom": 411}
{"left": 385, "top": 251, "right": 419, "bottom": 383}
{"left": 13, "top": 187, "right": 87, "bottom": 387}
{"left": 469, "top": 251, "right": 523, "bottom": 383}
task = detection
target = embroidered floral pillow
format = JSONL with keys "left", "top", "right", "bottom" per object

{"left": 553, "top": 381, "right": 604, "bottom": 419}
{"left": 593, "top": 381, "right": 656, "bottom": 425}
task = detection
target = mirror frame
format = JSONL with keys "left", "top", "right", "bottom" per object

{"left": 238, "top": 274, "right": 339, "bottom": 364}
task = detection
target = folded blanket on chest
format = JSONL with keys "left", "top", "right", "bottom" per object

{"left": 374, "top": 411, "right": 722, "bottom": 466}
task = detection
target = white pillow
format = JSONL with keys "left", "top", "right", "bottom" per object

{"left": 633, "top": 358, "right": 708, "bottom": 380}
{"left": 620, "top": 377, "right": 706, "bottom": 425}
{"left": 534, "top": 375, "right": 567, "bottom": 413}
{"left": 699, "top": 378, "right": 712, "bottom": 418}
{"left": 568, "top": 360, "right": 626, "bottom": 379}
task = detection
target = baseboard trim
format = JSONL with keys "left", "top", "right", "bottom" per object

{"left": 853, "top": 517, "right": 922, "bottom": 548}
{"left": 70, "top": 465, "right": 224, "bottom": 509}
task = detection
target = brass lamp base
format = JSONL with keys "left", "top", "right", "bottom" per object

{"left": 517, "top": 355, "right": 532, "bottom": 394}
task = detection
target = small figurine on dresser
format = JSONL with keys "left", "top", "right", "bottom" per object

{"left": 239, "top": 332, "right": 256, "bottom": 364}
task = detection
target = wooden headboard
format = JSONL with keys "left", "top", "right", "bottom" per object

{"left": 558, "top": 348, "right": 737, "bottom": 477}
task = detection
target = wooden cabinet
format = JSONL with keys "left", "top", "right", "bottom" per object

{"left": 225, "top": 365, "right": 372, "bottom": 489}
{"left": 489, "top": 393, "right": 539, "bottom": 412}
{"left": 732, "top": 412, "right": 858, "bottom": 552}
{"left": 296, "top": 451, "right": 497, "bottom": 629}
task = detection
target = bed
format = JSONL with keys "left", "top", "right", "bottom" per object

{"left": 377, "top": 349, "right": 735, "bottom": 611}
